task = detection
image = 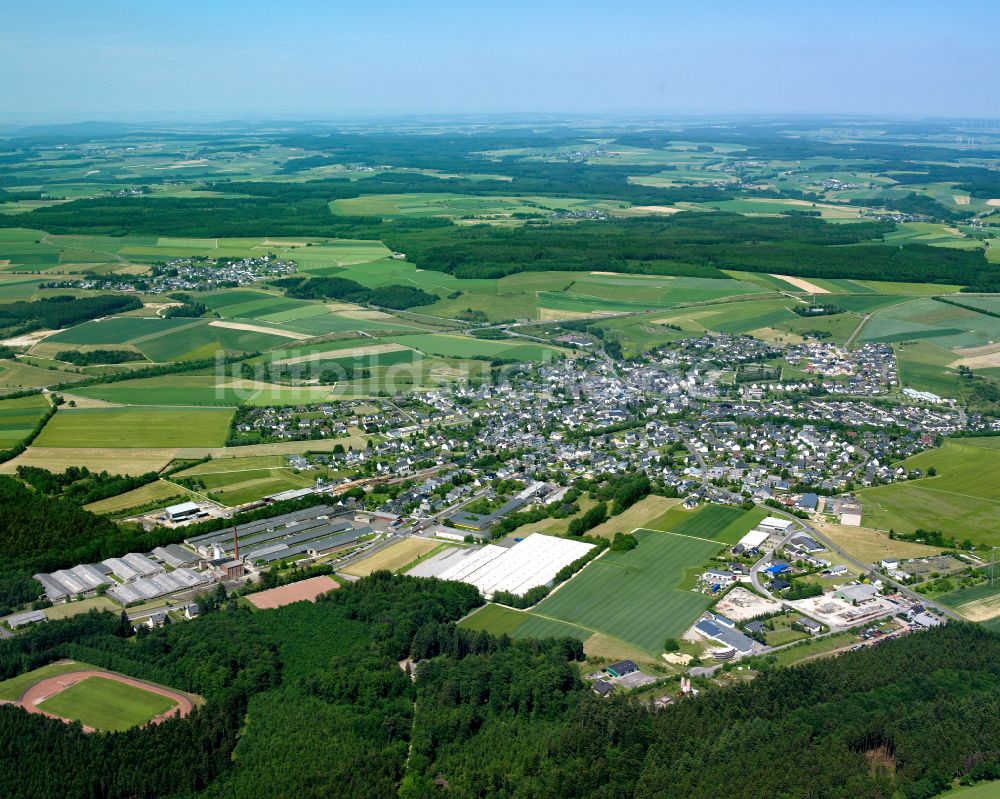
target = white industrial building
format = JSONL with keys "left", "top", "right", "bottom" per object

{"left": 758, "top": 517, "right": 794, "bottom": 534}
{"left": 737, "top": 528, "right": 771, "bottom": 550}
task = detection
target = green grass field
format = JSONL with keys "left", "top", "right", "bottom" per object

{"left": 532, "top": 529, "right": 722, "bottom": 654}
{"left": 329, "top": 193, "right": 626, "bottom": 219}
{"left": 173, "top": 459, "right": 316, "bottom": 506}
{"left": 935, "top": 781, "right": 1000, "bottom": 798}
{"left": 861, "top": 298, "right": 1000, "bottom": 350}
{"left": 458, "top": 603, "right": 591, "bottom": 641}
{"left": 649, "top": 504, "right": 768, "bottom": 543}
{"left": 894, "top": 340, "right": 964, "bottom": 398}
{"left": 386, "top": 333, "right": 563, "bottom": 361}
{"left": 0, "top": 393, "right": 49, "bottom": 448}
{"left": 84, "top": 479, "right": 188, "bottom": 515}
{"left": 37, "top": 675, "right": 178, "bottom": 732}
{"left": 35, "top": 406, "right": 234, "bottom": 448}
{"left": 859, "top": 437, "right": 1000, "bottom": 546}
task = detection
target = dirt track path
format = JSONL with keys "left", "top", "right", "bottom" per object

{"left": 17, "top": 670, "right": 194, "bottom": 731}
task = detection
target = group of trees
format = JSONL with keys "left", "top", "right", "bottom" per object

{"left": 14, "top": 465, "right": 159, "bottom": 506}
{"left": 54, "top": 348, "right": 143, "bottom": 366}
{"left": 0, "top": 295, "right": 142, "bottom": 335}
{"left": 162, "top": 301, "right": 207, "bottom": 318}
{"left": 284, "top": 275, "right": 438, "bottom": 309}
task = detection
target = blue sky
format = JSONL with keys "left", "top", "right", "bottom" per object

{"left": 2, "top": 0, "right": 997, "bottom": 121}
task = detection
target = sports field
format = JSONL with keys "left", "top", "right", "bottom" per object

{"left": 245, "top": 576, "right": 339, "bottom": 609}
{"left": 532, "top": 529, "right": 722, "bottom": 654}
{"left": 37, "top": 675, "right": 180, "bottom": 732}
{"left": 34, "top": 406, "right": 234, "bottom": 448}
{"left": 0, "top": 660, "right": 101, "bottom": 702}
{"left": 858, "top": 437, "right": 1000, "bottom": 546}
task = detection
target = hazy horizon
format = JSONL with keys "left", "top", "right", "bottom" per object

{"left": 3, "top": 0, "right": 999, "bottom": 122}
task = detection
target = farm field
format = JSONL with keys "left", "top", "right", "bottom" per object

{"left": 647, "top": 503, "right": 768, "bottom": 544}
{"left": 0, "top": 230, "right": 393, "bottom": 272}
{"left": 860, "top": 298, "right": 1000, "bottom": 350}
{"left": 0, "top": 358, "right": 86, "bottom": 391}
{"left": 84, "top": 479, "right": 189, "bottom": 515}
{"left": 341, "top": 538, "right": 447, "bottom": 577}
{"left": 893, "top": 340, "right": 965, "bottom": 398}
{"left": 34, "top": 406, "right": 234, "bottom": 448}
{"left": 36, "top": 674, "right": 181, "bottom": 732}
{"left": 937, "top": 581, "right": 1000, "bottom": 623}
{"left": 329, "top": 193, "right": 627, "bottom": 219}
{"left": 584, "top": 495, "right": 681, "bottom": 539}
{"left": 813, "top": 522, "right": 946, "bottom": 564}
{"left": 0, "top": 446, "right": 180, "bottom": 475}
{"left": 386, "top": 332, "right": 564, "bottom": 361}
{"left": 532, "top": 529, "right": 722, "bottom": 654}
{"left": 858, "top": 437, "right": 1000, "bottom": 546}
{"left": 458, "top": 603, "right": 591, "bottom": 642}
{"left": 172, "top": 459, "right": 316, "bottom": 506}
{"left": 0, "top": 393, "right": 49, "bottom": 448}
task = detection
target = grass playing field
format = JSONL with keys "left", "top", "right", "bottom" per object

{"left": 34, "top": 406, "right": 234, "bottom": 448}
{"left": 532, "top": 529, "right": 722, "bottom": 654}
{"left": 858, "top": 437, "right": 1000, "bottom": 546}
{"left": 37, "top": 675, "right": 179, "bottom": 732}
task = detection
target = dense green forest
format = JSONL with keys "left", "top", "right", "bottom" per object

{"left": 385, "top": 213, "right": 993, "bottom": 287}
{"left": 284, "top": 275, "right": 438, "bottom": 309}
{"left": 1, "top": 575, "right": 999, "bottom": 798}
{"left": 0, "top": 295, "right": 142, "bottom": 333}
{"left": 54, "top": 349, "right": 145, "bottom": 366}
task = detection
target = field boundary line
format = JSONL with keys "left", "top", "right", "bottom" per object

{"left": 895, "top": 484, "right": 1000, "bottom": 505}
{"left": 632, "top": 527, "right": 721, "bottom": 545}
